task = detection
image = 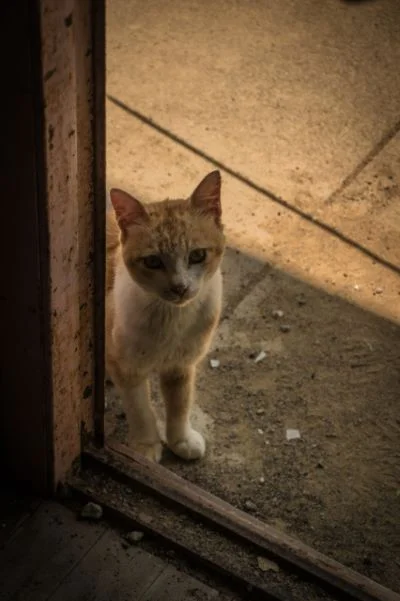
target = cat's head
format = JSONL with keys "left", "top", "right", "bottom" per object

{"left": 110, "top": 171, "right": 225, "bottom": 306}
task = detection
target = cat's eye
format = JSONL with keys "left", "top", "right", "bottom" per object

{"left": 189, "top": 249, "right": 207, "bottom": 264}
{"left": 143, "top": 255, "right": 164, "bottom": 269}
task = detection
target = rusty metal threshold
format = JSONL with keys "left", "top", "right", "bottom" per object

{"left": 68, "top": 442, "right": 400, "bottom": 601}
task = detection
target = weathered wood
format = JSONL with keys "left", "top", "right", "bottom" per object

{"left": 140, "top": 565, "right": 219, "bottom": 601}
{"left": 49, "top": 526, "right": 218, "bottom": 601}
{"left": 49, "top": 528, "right": 166, "bottom": 601}
{"left": 0, "top": 501, "right": 218, "bottom": 601}
{"left": 38, "top": 0, "right": 106, "bottom": 486}
{"left": 0, "top": 1, "right": 53, "bottom": 492}
{"left": 0, "top": 502, "right": 105, "bottom": 601}
{"left": 69, "top": 478, "right": 288, "bottom": 601}
{"left": 84, "top": 443, "right": 400, "bottom": 601}
{"left": 91, "top": 0, "right": 106, "bottom": 447}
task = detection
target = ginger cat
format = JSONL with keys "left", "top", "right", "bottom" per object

{"left": 106, "top": 171, "right": 225, "bottom": 462}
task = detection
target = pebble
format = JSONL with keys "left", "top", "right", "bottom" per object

{"left": 257, "top": 428, "right": 264, "bottom": 435}
{"left": 259, "top": 476, "right": 265, "bottom": 484}
{"left": 244, "top": 500, "right": 257, "bottom": 512}
{"left": 286, "top": 429, "right": 301, "bottom": 441}
{"left": 257, "top": 556, "right": 280, "bottom": 573}
{"left": 297, "top": 297, "right": 307, "bottom": 306}
{"left": 125, "top": 530, "right": 145, "bottom": 544}
{"left": 256, "top": 408, "right": 265, "bottom": 415}
{"left": 272, "top": 309, "right": 284, "bottom": 319}
{"left": 210, "top": 358, "right": 220, "bottom": 368}
{"left": 254, "top": 351, "right": 267, "bottom": 363}
{"left": 80, "top": 502, "right": 103, "bottom": 521}
{"left": 373, "top": 287, "right": 383, "bottom": 295}
{"left": 280, "top": 324, "right": 291, "bottom": 333}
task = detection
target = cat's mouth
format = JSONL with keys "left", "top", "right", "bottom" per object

{"left": 163, "top": 291, "right": 197, "bottom": 306}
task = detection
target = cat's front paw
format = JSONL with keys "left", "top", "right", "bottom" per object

{"left": 169, "top": 429, "right": 205, "bottom": 460}
{"left": 132, "top": 440, "right": 163, "bottom": 463}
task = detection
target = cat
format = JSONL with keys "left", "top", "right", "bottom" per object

{"left": 106, "top": 171, "right": 225, "bottom": 462}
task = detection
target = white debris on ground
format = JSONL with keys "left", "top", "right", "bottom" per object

{"left": 254, "top": 350, "right": 267, "bottom": 363}
{"left": 125, "top": 531, "right": 145, "bottom": 544}
{"left": 80, "top": 502, "right": 103, "bottom": 521}
{"left": 209, "top": 358, "right": 220, "bottom": 368}
{"left": 272, "top": 309, "right": 284, "bottom": 319}
{"left": 286, "top": 428, "right": 301, "bottom": 441}
{"left": 257, "top": 556, "right": 280, "bottom": 573}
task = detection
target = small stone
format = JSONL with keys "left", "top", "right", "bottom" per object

{"left": 280, "top": 324, "right": 291, "bottom": 333}
{"left": 257, "top": 556, "right": 280, "bottom": 572}
{"left": 373, "top": 287, "right": 383, "bottom": 295}
{"left": 138, "top": 512, "right": 153, "bottom": 524}
{"left": 272, "top": 309, "right": 284, "bottom": 319}
{"left": 317, "top": 461, "right": 324, "bottom": 469}
{"left": 297, "top": 297, "right": 307, "bottom": 306}
{"left": 210, "top": 358, "right": 220, "bottom": 368}
{"left": 254, "top": 351, "right": 267, "bottom": 363}
{"left": 244, "top": 500, "right": 257, "bottom": 512}
{"left": 286, "top": 428, "right": 301, "bottom": 441}
{"left": 354, "top": 284, "right": 360, "bottom": 291}
{"left": 257, "top": 428, "right": 264, "bottom": 435}
{"left": 256, "top": 408, "right": 265, "bottom": 415}
{"left": 116, "top": 410, "right": 126, "bottom": 419}
{"left": 80, "top": 502, "right": 103, "bottom": 521}
{"left": 259, "top": 476, "right": 265, "bottom": 484}
{"left": 125, "top": 530, "right": 144, "bottom": 544}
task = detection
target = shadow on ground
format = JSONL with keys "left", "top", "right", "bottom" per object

{"left": 106, "top": 245, "right": 400, "bottom": 592}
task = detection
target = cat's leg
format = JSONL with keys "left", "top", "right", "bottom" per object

{"left": 112, "top": 375, "right": 162, "bottom": 462}
{"left": 160, "top": 366, "right": 205, "bottom": 460}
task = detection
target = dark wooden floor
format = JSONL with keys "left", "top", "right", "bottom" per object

{"left": 0, "top": 499, "right": 219, "bottom": 601}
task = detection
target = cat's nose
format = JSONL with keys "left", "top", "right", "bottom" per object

{"left": 170, "top": 283, "right": 189, "bottom": 297}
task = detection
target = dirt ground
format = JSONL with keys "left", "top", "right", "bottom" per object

{"left": 105, "top": 242, "right": 400, "bottom": 592}
{"left": 105, "top": 0, "right": 400, "bottom": 594}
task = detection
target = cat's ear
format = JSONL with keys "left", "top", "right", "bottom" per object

{"left": 190, "top": 171, "right": 222, "bottom": 224}
{"left": 110, "top": 188, "right": 149, "bottom": 230}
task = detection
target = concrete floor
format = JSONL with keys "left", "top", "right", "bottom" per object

{"left": 106, "top": 0, "right": 400, "bottom": 592}
{"left": 106, "top": 0, "right": 399, "bottom": 324}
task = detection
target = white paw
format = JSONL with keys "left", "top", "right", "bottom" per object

{"left": 132, "top": 440, "right": 163, "bottom": 463}
{"left": 169, "top": 429, "right": 206, "bottom": 460}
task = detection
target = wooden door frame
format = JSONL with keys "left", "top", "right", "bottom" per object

{"left": 0, "top": 0, "right": 105, "bottom": 494}
{"left": 2, "top": 5, "right": 399, "bottom": 600}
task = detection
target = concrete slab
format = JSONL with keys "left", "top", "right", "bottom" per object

{"left": 321, "top": 130, "right": 400, "bottom": 267}
{"left": 107, "top": 0, "right": 400, "bottom": 206}
{"left": 106, "top": 100, "right": 399, "bottom": 325}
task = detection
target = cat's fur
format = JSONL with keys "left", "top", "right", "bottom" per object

{"left": 106, "top": 171, "right": 225, "bottom": 462}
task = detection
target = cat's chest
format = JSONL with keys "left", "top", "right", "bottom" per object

{"left": 122, "top": 295, "right": 217, "bottom": 368}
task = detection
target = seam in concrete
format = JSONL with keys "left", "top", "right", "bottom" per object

{"left": 107, "top": 95, "right": 400, "bottom": 277}
{"left": 325, "top": 118, "right": 400, "bottom": 206}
